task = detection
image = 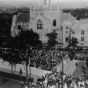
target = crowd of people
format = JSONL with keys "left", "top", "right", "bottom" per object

{"left": 28, "top": 48, "right": 88, "bottom": 71}
{"left": 20, "top": 70, "right": 88, "bottom": 88}
{"left": 43, "top": 71, "right": 88, "bottom": 88}
{"left": 29, "top": 49, "right": 66, "bottom": 71}
{"left": 20, "top": 49, "right": 88, "bottom": 88}
{"left": 1, "top": 47, "right": 88, "bottom": 71}
{"left": 74, "top": 55, "right": 88, "bottom": 61}
{"left": 1, "top": 47, "right": 88, "bottom": 88}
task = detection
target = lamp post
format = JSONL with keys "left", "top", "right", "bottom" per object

{"left": 25, "top": 47, "right": 32, "bottom": 88}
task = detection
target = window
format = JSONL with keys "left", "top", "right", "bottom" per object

{"left": 66, "top": 26, "right": 69, "bottom": 29}
{"left": 53, "top": 19, "right": 56, "bottom": 26}
{"left": 81, "top": 30, "right": 84, "bottom": 35}
{"left": 37, "top": 20, "right": 43, "bottom": 30}
{"left": 81, "top": 37, "right": 84, "bottom": 41}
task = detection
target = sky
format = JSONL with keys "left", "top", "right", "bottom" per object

{"left": 0, "top": 0, "right": 88, "bottom": 8}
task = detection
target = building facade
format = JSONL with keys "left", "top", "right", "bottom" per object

{"left": 12, "top": 0, "right": 88, "bottom": 47}
{"left": 11, "top": 0, "right": 63, "bottom": 44}
{"left": 29, "top": 0, "right": 62, "bottom": 43}
{"left": 62, "top": 18, "right": 88, "bottom": 47}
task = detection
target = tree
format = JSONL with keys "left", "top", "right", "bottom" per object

{"left": 1, "top": 29, "right": 42, "bottom": 83}
{"left": 46, "top": 30, "right": 58, "bottom": 49}
{"left": 66, "top": 37, "right": 78, "bottom": 48}
{"left": 0, "top": 48, "right": 20, "bottom": 73}
{"left": 0, "top": 13, "right": 12, "bottom": 47}
{"left": 65, "top": 37, "right": 78, "bottom": 60}
{"left": 6, "top": 29, "right": 42, "bottom": 49}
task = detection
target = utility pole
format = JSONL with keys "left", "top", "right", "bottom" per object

{"left": 61, "top": 51, "right": 68, "bottom": 88}
{"left": 29, "top": 58, "right": 31, "bottom": 76}
{"left": 69, "top": 28, "right": 72, "bottom": 44}
{"left": 25, "top": 49, "right": 29, "bottom": 85}
{"left": 61, "top": 52, "right": 64, "bottom": 88}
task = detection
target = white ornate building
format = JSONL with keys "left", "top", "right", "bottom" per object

{"left": 11, "top": 0, "right": 63, "bottom": 44}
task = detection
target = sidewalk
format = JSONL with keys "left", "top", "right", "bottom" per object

{"left": 0, "top": 59, "right": 36, "bottom": 82}
{"left": 0, "top": 59, "right": 51, "bottom": 82}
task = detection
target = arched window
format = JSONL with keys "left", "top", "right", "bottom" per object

{"left": 53, "top": 19, "right": 56, "bottom": 26}
{"left": 37, "top": 20, "right": 43, "bottom": 30}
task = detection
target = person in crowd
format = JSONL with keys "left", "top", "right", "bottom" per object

{"left": 75, "top": 62, "right": 78, "bottom": 67}
{"left": 19, "top": 68, "right": 22, "bottom": 75}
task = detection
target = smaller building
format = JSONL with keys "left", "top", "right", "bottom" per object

{"left": 62, "top": 18, "right": 88, "bottom": 47}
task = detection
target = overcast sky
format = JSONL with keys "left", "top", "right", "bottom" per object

{"left": 0, "top": 0, "right": 88, "bottom": 8}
